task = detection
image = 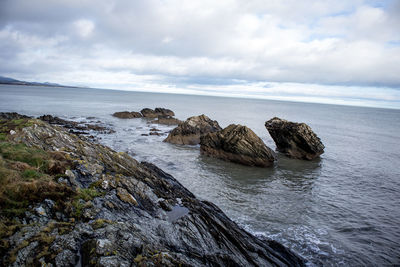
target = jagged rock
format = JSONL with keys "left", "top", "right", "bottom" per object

{"left": 0, "top": 112, "right": 31, "bottom": 120}
{"left": 164, "top": 114, "right": 222, "bottom": 145}
{"left": 141, "top": 108, "right": 175, "bottom": 118}
{"left": 0, "top": 114, "right": 304, "bottom": 266}
{"left": 200, "top": 124, "right": 276, "bottom": 167}
{"left": 112, "top": 111, "right": 142, "bottom": 119}
{"left": 265, "top": 117, "right": 324, "bottom": 160}
{"left": 38, "top": 114, "right": 114, "bottom": 134}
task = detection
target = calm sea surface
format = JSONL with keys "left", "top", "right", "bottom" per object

{"left": 1, "top": 84, "right": 400, "bottom": 266}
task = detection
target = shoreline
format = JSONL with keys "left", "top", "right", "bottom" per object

{"left": 0, "top": 113, "right": 305, "bottom": 266}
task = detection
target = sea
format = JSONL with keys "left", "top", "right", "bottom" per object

{"left": 1, "top": 84, "right": 400, "bottom": 266}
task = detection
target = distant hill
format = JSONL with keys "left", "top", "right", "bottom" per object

{"left": 0, "top": 76, "right": 75, "bottom": 88}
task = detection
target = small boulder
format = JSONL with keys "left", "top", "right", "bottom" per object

{"left": 200, "top": 124, "right": 276, "bottom": 167}
{"left": 265, "top": 117, "right": 324, "bottom": 160}
{"left": 140, "top": 108, "right": 175, "bottom": 118}
{"left": 164, "top": 115, "right": 222, "bottom": 145}
{"left": 155, "top": 108, "right": 175, "bottom": 117}
{"left": 112, "top": 111, "right": 142, "bottom": 119}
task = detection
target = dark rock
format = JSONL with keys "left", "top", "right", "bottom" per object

{"left": 149, "top": 132, "right": 162, "bottom": 136}
{"left": 154, "top": 107, "right": 175, "bottom": 117}
{"left": 164, "top": 114, "right": 222, "bottom": 145}
{"left": 112, "top": 111, "right": 142, "bottom": 119}
{"left": 0, "top": 115, "right": 304, "bottom": 266}
{"left": 141, "top": 108, "right": 175, "bottom": 118}
{"left": 39, "top": 114, "right": 114, "bottom": 135}
{"left": 0, "top": 112, "right": 31, "bottom": 120}
{"left": 265, "top": 117, "right": 324, "bottom": 160}
{"left": 200, "top": 124, "right": 276, "bottom": 167}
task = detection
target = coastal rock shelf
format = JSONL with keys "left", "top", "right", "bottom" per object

{"left": 164, "top": 114, "right": 222, "bottom": 145}
{"left": 265, "top": 117, "right": 325, "bottom": 160}
{"left": 200, "top": 124, "right": 276, "bottom": 167}
{"left": 0, "top": 113, "right": 304, "bottom": 266}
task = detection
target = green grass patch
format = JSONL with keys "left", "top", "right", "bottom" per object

{"left": 0, "top": 142, "right": 50, "bottom": 171}
{"left": 76, "top": 188, "right": 104, "bottom": 201}
{"left": 22, "top": 169, "right": 43, "bottom": 180}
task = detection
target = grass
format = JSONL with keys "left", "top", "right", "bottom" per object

{"left": 0, "top": 142, "right": 50, "bottom": 172}
{"left": 0, "top": 142, "right": 74, "bottom": 217}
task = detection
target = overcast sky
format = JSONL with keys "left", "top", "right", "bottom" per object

{"left": 1, "top": 0, "right": 400, "bottom": 108}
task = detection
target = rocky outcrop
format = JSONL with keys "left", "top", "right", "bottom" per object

{"left": 150, "top": 116, "right": 182, "bottom": 125}
{"left": 112, "top": 111, "right": 142, "bottom": 119}
{"left": 0, "top": 113, "right": 304, "bottom": 266}
{"left": 200, "top": 124, "right": 276, "bottom": 167}
{"left": 164, "top": 114, "right": 222, "bottom": 145}
{"left": 265, "top": 117, "right": 324, "bottom": 160}
{"left": 38, "top": 114, "right": 114, "bottom": 135}
{"left": 141, "top": 108, "right": 175, "bottom": 118}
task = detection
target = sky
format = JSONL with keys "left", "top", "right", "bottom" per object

{"left": 0, "top": 0, "right": 400, "bottom": 109}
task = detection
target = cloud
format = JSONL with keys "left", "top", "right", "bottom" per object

{"left": 0, "top": 0, "right": 399, "bottom": 108}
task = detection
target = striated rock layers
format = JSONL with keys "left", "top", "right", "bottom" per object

{"left": 265, "top": 117, "right": 325, "bottom": 160}
{"left": 0, "top": 113, "right": 304, "bottom": 266}
{"left": 112, "top": 111, "right": 142, "bottom": 119}
{"left": 164, "top": 114, "right": 222, "bottom": 145}
{"left": 200, "top": 124, "right": 276, "bottom": 167}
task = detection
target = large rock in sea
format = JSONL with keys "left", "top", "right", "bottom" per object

{"left": 112, "top": 111, "right": 142, "bottom": 119}
{"left": 164, "top": 114, "right": 222, "bottom": 145}
{"left": 265, "top": 117, "right": 325, "bottom": 160}
{"left": 200, "top": 124, "right": 276, "bottom": 167}
{"left": 0, "top": 113, "right": 304, "bottom": 266}
{"left": 141, "top": 107, "right": 175, "bottom": 118}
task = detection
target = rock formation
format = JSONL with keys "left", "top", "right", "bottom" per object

{"left": 151, "top": 117, "right": 182, "bottom": 125}
{"left": 265, "top": 117, "right": 325, "bottom": 160}
{"left": 200, "top": 124, "right": 276, "bottom": 167}
{"left": 0, "top": 113, "right": 304, "bottom": 266}
{"left": 112, "top": 111, "right": 142, "bottom": 119}
{"left": 164, "top": 114, "right": 222, "bottom": 145}
{"left": 141, "top": 108, "right": 175, "bottom": 118}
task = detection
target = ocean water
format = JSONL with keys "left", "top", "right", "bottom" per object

{"left": 1, "top": 84, "right": 400, "bottom": 266}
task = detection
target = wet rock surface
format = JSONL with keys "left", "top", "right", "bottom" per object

{"left": 38, "top": 114, "right": 114, "bottom": 135}
{"left": 0, "top": 113, "right": 304, "bottom": 266}
{"left": 164, "top": 114, "right": 222, "bottom": 145}
{"left": 200, "top": 124, "right": 276, "bottom": 167}
{"left": 112, "top": 111, "right": 142, "bottom": 119}
{"left": 265, "top": 117, "right": 325, "bottom": 160}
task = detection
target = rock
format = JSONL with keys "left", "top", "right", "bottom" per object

{"left": 0, "top": 113, "right": 304, "bottom": 267}
{"left": 116, "top": 187, "right": 138, "bottom": 205}
{"left": 112, "top": 111, "right": 142, "bottom": 119}
{"left": 164, "top": 114, "right": 222, "bottom": 145}
{"left": 151, "top": 116, "right": 182, "bottom": 125}
{"left": 140, "top": 108, "right": 175, "bottom": 118}
{"left": 154, "top": 108, "right": 175, "bottom": 117}
{"left": 200, "top": 124, "right": 276, "bottom": 167}
{"left": 265, "top": 117, "right": 325, "bottom": 160}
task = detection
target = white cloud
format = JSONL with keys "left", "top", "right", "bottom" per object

{"left": 0, "top": 0, "right": 399, "bottom": 108}
{"left": 73, "top": 19, "right": 94, "bottom": 38}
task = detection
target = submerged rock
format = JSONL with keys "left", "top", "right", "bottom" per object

{"left": 164, "top": 114, "right": 222, "bottom": 145}
{"left": 112, "top": 111, "right": 142, "bottom": 119}
{"left": 141, "top": 108, "right": 175, "bottom": 118}
{"left": 0, "top": 113, "right": 304, "bottom": 266}
{"left": 265, "top": 117, "right": 324, "bottom": 160}
{"left": 200, "top": 124, "right": 276, "bottom": 167}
